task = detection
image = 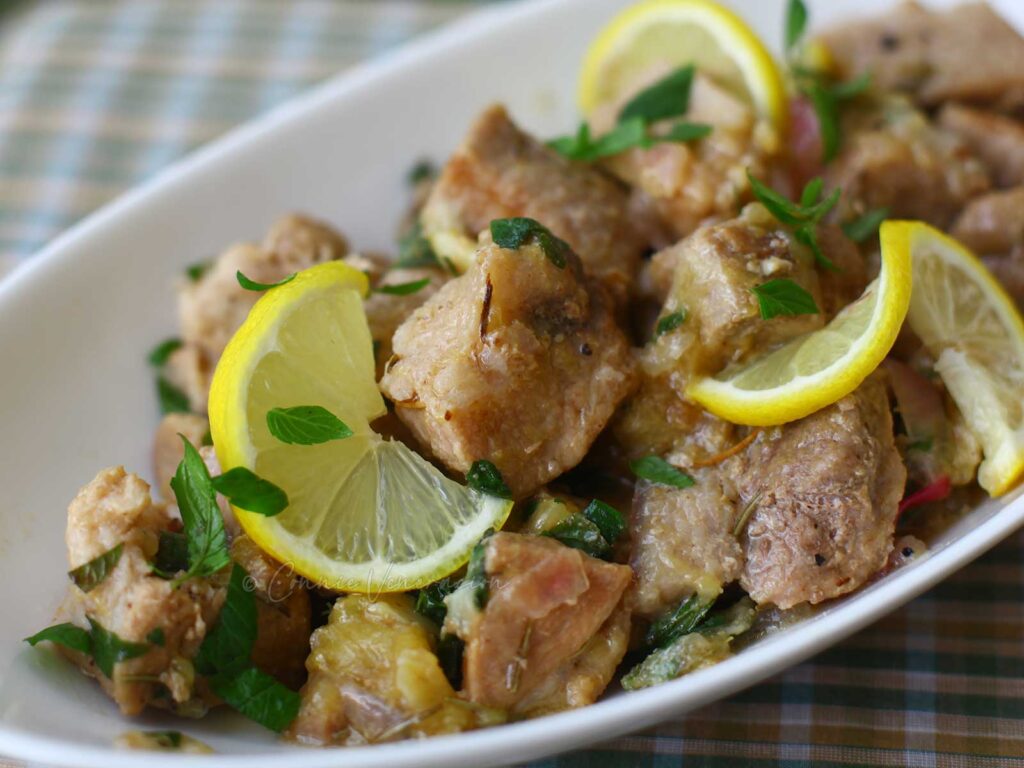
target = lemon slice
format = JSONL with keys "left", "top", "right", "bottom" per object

{"left": 578, "top": 0, "right": 787, "bottom": 132}
{"left": 688, "top": 228, "right": 911, "bottom": 426}
{"left": 894, "top": 221, "right": 1024, "bottom": 496}
{"left": 208, "top": 262, "right": 512, "bottom": 592}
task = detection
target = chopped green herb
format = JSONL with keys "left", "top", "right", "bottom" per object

{"left": 148, "top": 338, "right": 183, "bottom": 367}
{"left": 375, "top": 277, "right": 431, "bottom": 296}
{"left": 464, "top": 530, "right": 493, "bottom": 609}
{"left": 618, "top": 65, "right": 696, "bottom": 125}
{"left": 235, "top": 271, "right": 296, "bottom": 292}
{"left": 201, "top": 428, "right": 214, "bottom": 447}
{"left": 396, "top": 222, "right": 442, "bottom": 269}
{"left": 146, "top": 628, "right": 166, "bottom": 647}
{"left": 24, "top": 623, "right": 91, "bottom": 655}
{"left": 489, "top": 217, "right": 571, "bottom": 269}
{"left": 153, "top": 530, "right": 189, "bottom": 576}
{"left": 209, "top": 666, "right": 300, "bottom": 733}
{"left": 143, "top": 731, "right": 183, "bottom": 749}
{"left": 751, "top": 278, "right": 820, "bottom": 319}
{"left": 211, "top": 467, "right": 288, "bottom": 517}
{"left": 842, "top": 207, "right": 890, "bottom": 243}
{"left": 907, "top": 437, "right": 933, "bottom": 453}
{"left": 747, "top": 172, "right": 840, "bottom": 270}
{"left": 415, "top": 577, "right": 455, "bottom": 626}
{"left": 169, "top": 437, "right": 231, "bottom": 584}
{"left": 645, "top": 593, "right": 715, "bottom": 649}
{"left": 196, "top": 564, "right": 257, "bottom": 677}
{"left": 466, "top": 460, "right": 512, "bottom": 499}
{"left": 654, "top": 310, "right": 687, "bottom": 338}
{"left": 68, "top": 543, "right": 123, "bottom": 593}
{"left": 185, "top": 261, "right": 210, "bottom": 282}
{"left": 581, "top": 499, "right": 625, "bottom": 545}
{"left": 549, "top": 117, "right": 710, "bottom": 163}
{"left": 408, "top": 159, "right": 436, "bottom": 185}
{"left": 629, "top": 456, "right": 695, "bottom": 489}
{"left": 87, "top": 617, "right": 150, "bottom": 678}
{"left": 266, "top": 405, "right": 353, "bottom": 446}
{"left": 156, "top": 376, "right": 190, "bottom": 415}
{"left": 544, "top": 514, "right": 610, "bottom": 559}
{"left": 785, "top": 0, "right": 809, "bottom": 52}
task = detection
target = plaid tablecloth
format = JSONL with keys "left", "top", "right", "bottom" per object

{"left": 1, "top": 2, "right": 1022, "bottom": 766}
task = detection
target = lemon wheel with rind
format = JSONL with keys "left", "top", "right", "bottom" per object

{"left": 209, "top": 261, "right": 513, "bottom": 592}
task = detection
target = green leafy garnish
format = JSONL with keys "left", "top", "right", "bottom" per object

{"left": 629, "top": 456, "right": 695, "bottom": 489}
{"left": 842, "top": 207, "right": 890, "bottom": 243}
{"left": 645, "top": 593, "right": 715, "bottom": 649}
{"left": 466, "top": 460, "right": 512, "bottom": 499}
{"left": 153, "top": 530, "right": 189, "bottom": 576}
{"left": 408, "top": 159, "right": 436, "bottom": 185}
{"left": 490, "top": 217, "right": 572, "bottom": 269}
{"left": 747, "top": 172, "right": 840, "bottom": 271}
{"left": 618, "top": 65, "right": 696, "bottom": 124}
{"left": 156, "top": 376, "right": 190, "bottom": 415}
{"left": 785, "top": 0, "right": 808, "bottom": 53}
{"left": 148, "top": 338, "right": 183, "bottom": 367}
{"left": 464, "top": 531, "right": 493, "bottom": 609}
{"left": 185, "top": 261, "right": 210, "bottom": 282}
{"left": 146, "top": 628, "right": 166, "bottom": 646}
{"left": 751, "top": 278, "right": 820, "bottom": 319}
{"left": 549, "top": 117, "right": 710, "bottom": 162}
{"left": 654, "top": 310, "right": 687, "bottom": 338}
{"left": 235, "top": 271, "right": 296, "bottom": 292}
{"left": 169, "top": 437, "right": 231, "bottom": 584}
{"left": 142, "top": 731, "right": 183, "bottom": 748}
{"left": 24, "top": 623, "right": 91, "bottom": 655}
{"left": 87, "top": 617, "right": 150, "bottom": 678}
{"left": 415, "top": 577, "right": 455, "bottom": 626}
{"left": 211, "top": 467, "right": 289, "bottom": 517}
{"left": 545, "top": 515, "right": 610, "bottom": 559}
{"left": 209, "top": 666, "right": 300, "bottom": 734}
{"left": 266, "top": 405, "right": 353, "bottom": 446}
{"left": 396, "top": 221, "right": 442, "bottom": 269}
{"left": 659, "top": 122, "right": 713, "bottom": 143}
{"left": 907, "top": 437, "right": 933, "bottom": 453}
{"left": 581, "top": 499, "right": 626, "bottom": 544}
{"left": 375, "top": 277, "right": 431, "bottom": 296}
{"left": 68, "top": 543, "right": 123, "bottom": 593}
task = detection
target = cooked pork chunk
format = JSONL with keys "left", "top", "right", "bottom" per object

{"left": 826, "top": 98, "right": 990, "bottom": 228}
{"left": 458, "top": 533, "right": 631, "bottom": 712}
{"left": 289, "top": 594, "right": 501, "bottom": 745}
{"left": 175, "top": 214, "right": 348, "bottom": 411}
{"left": 732, "top": 377, "right": 906, "bottom": 608}
{"left": 420, "top": 105, "right": 646, "bottom": 301}
{"left": 380, "top": 241, "right": 636, "bottom": 498}
{"left": 951, "top": 187, "right": 1024, "bottom": 305}
{"left": 152, "top": 412, "right": 209, "bottom": 501}
{"left": 601, "top": 75, "right": 779, "bottom": 241}
{"left": 819, "top": 2, "right": 1024, "bottom": 111}
{"left": 939, "top": 105, "right": 1024, "bottom": 189}
{"left": 57, "top": 467, "right": 226, "bottom": 716}
{"left": 630, "top": 476, "right": 744, "bottom": 618}
{"left": 364, "top": 266, "right": 449, "bottom": 377}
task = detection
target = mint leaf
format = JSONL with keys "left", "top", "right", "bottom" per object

{"left": 415, "top": 577, "right": 455, "bottom": 626}
{"left": 785, "top": 0, "right": 808, "bottom": 53}
{"left": 266, "top": 405, "right": 353, "bottom": 446}
{"left": 842, "top": 207, "right": 889, "bottom": 243}
{"left": 211, "top": 468, "right": 288, "bottom": 517}
{"left": 68, "top": 543, "right": 123, "bottom": 593}
{"left": 747, "top": 172, "right": 806, "bottom": 227}
{"left": 209, "top": 667, "right": 300, "bottom": 733}
{"left": 153, "top": 530, "right": 189, "bottom": 576}
{"left": 748, "top": 171, "right": 840, "bottom": 270}
{"left": 170, "top": 437, "right": 230, "bottom": 583}
{"left": 618, "top": 65, "right": 696, "bottom": 125}
{"left": 24, "top": 623, "right": 91, "bottom": 654}
{"left": 795, "top": 223, "right": 837, "bottom": 271}
{"left": 146, "top": 628, "right": 166, "bottom": 646}
{"left": 659, "top": 122, "right": 713, "bottom": 143}
{"left": 397, "top": 221, "right": 442, "bottom": 269}
{"left": 752, "top": 278, "right": 820, "bottom": 319}
{"left": 466, "top": 460, "right": 512, "bottom": 499}
{"left": 544, "top": 514, "right": 610, "bottom": 559}
{"left": 646, "top": 593, "right": 715, "bottom": 648}
{"left": 186, "top": 261, "right": 210, "bottom": 282}
{"left": 629, "top": 456, "right": 695, "bottom": 489}
{"left": 88, "top": 617, "right": 149, "bottom": 678}
{"left": 490, "top": 217, "right": 571, "bottom": 269}
{"left": 148, "top": 338, "right": 182, "bottom": 367}
{"left": 549, "top": 117, "right": 709, "bottom": 163}
{"left": 157, "top": 376, "right": 190, "bottom": 415}
{"left": 195, "top": 564, "right": 256, "bottom": 677}
{"left": 464, "top": 531, "right": 493, "bottom": 608}
{"left": 582, "top": 499, "right": 625, "bottom": 544}
{"left": 236, "top": 271, "right": 296, "bottom": 292}
{"left": 375, "top": 277, "right": 430, "bottom": 296}
{"left": 654, "top": 310, "right": 687, "bottom": 338}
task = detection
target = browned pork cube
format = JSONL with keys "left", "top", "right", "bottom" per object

{"left": 380, "top": 241, "right": 636, "bottom": 498}
{"left": 952, "top": 187, "right": 1024, "bottom": 306}
{"left": 818, "top": 2, "right": 1024, "bottom": 111}
{"left": 939, "top": 105, "right": 1024, "bottom": 189}
{"left": 363, "top": 265, "right": 449, "bottom": 377}
{"left": 420, "top": 105, "right": 646, "bottom": 301}
{"left": 731, "top": 376, "right": 906, "bottom": 608}
{"left": 457, "top": 533, "right": 632, "bottom": 713}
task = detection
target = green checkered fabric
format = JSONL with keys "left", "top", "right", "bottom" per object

{"left": 1, "top": 2, "right": 1022, "bottom": 766}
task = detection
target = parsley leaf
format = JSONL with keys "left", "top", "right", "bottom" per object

{"left": 68, "top": 543, "right": 123, "bottom": 593}
{"left": 156, "top": 375, "right": 190, "bottom": 415}
{"left": 266, "top": 405, "right": 353, "bottom": 446}
{"left": 466, "top": 460, "right": 512, "bottom": 499}
{"left": 375, "top": 277, "right": 431, "bottom": 296}
{"left": 236, "top": 271, "right": 296, "bottom": 292}
{"left": 170, "top": 436, "right": 230, "bottom": 584}
{"left": 24, "top": 623, "right": 91, "bottom": 655}
{"left": 87, "top": 617, "right": 150, "bottom": 678}
{"left": 785, "top": 0, "right": 809, "bottom": 53}
{"left": 195, "top": 564, "right": 257, "bottom": 677}
{"left": 654, "top": 310, "right": 687, "bottom": 338}
{"left": 209, "top": 667, "right": 300, "bottom": 734}
{"left": 842, "top": 207, "right": 889, "bottom": 243}
{"left": 646, "top": 593, "right": 716, "bottom": 649}
{"left": 148, "top": 338, "right": 183, "bottom": 367}
{"left": 618, "top": 65, "right": 696, "bottom": 124}
{"left": 489, "top": 217, "right": 571, "bottom": 269}
{"left": 629, "top": 456, "right": 695, "bottom": 489}
{"left": 751, "top": 278, "right": 820, "bottom": 319}
{"left": 211, "top": 467, "right": 288, "bottom": 517}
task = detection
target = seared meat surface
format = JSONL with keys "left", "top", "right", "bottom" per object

{"left": 939, "top": 105, "right": 1024, "bottom": 189}
{"left": 951, "top": 187, "right": 1024, "bottom": 306}
{"left": 380, "top": 241, "right": 636, "bottom": 498}
{"left": 420, "top": 105, "right": 646, "bottom": 301}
